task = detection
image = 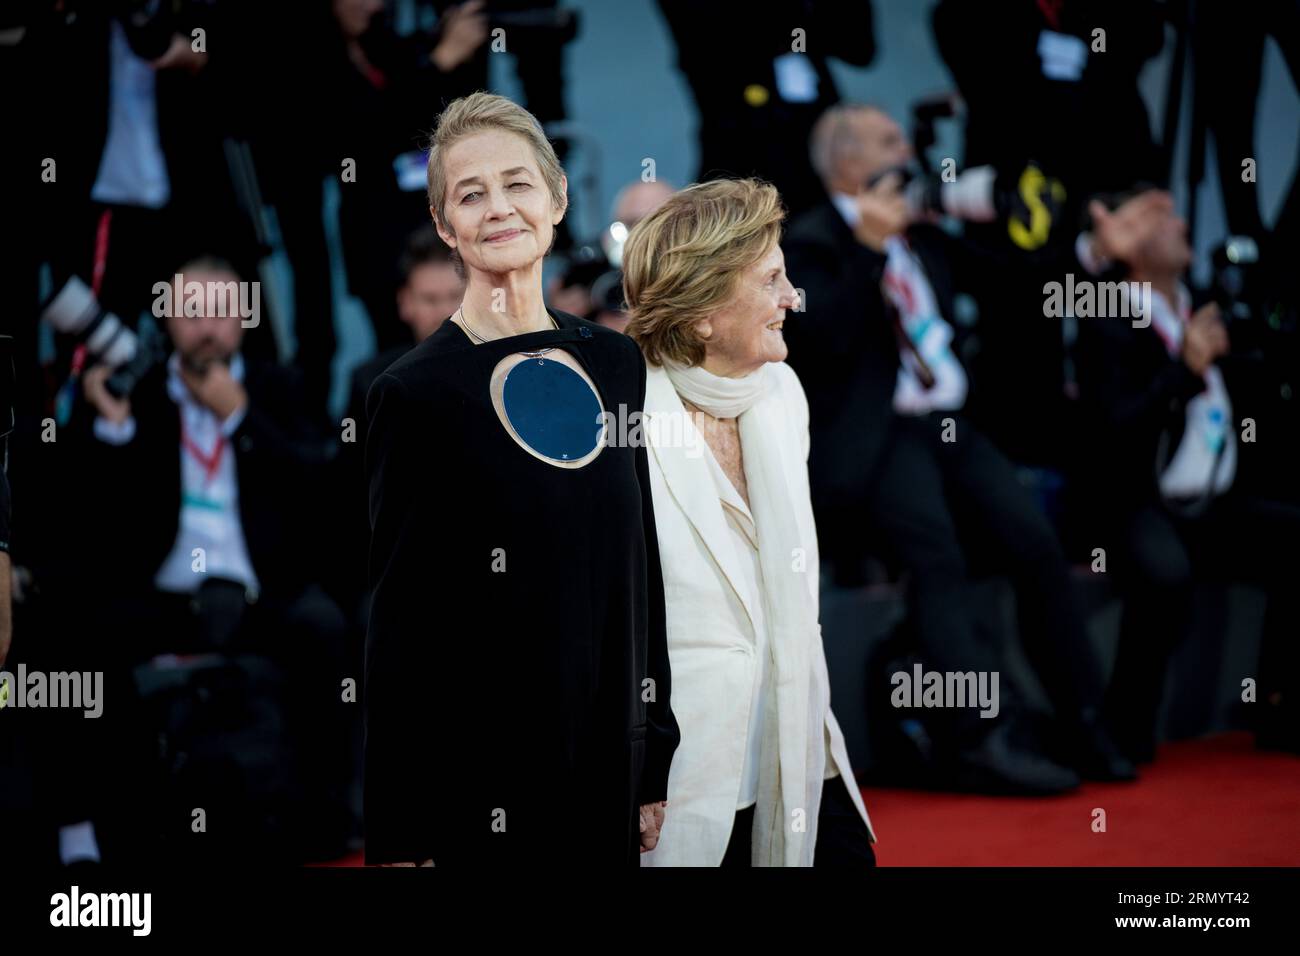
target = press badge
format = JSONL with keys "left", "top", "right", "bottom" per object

{"left": 1037, "top": 30, "right": 1087, "bottom": 82}
{"left": 393, "top": 150, "right": 430, "bottom": 192}
{"left": 773, "top": 52, "right": 819, "bottom": 103}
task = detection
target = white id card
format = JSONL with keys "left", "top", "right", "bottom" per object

{"left": 773, "top": 52, "right": 819, "bottom": 103}
{"left": 393, "top": 150, "right": 430, "bottom": 192}
{"left": 1037, "top": 30, "right": 1087, "bottom": 82}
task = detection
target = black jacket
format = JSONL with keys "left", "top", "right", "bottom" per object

{"left": 657, "top": 0, "right": 875, "bottom": 217}
{"left": 933, "top": 0, "right": 1165, "bottom": 206}
{"left": 25, "top": 2, "right": 238, "bottom": 225}
{"left": 333, "top": 343, "right": 411, "bottom": 615}
{"left": 362, "top": 310, "right": 679, "bottom": 866}
{"left": 1074, "top": 303, "right": 1216, "bottom": 512}
{"left": 782, "top": 201, "right": 968, "bottom": 512}
{"left": 81, "top": 356, "right": 334, "bottom": 602}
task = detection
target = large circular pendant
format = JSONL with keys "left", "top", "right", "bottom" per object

{"left": 489, "top": 352, "right": 606, "bottom": 468}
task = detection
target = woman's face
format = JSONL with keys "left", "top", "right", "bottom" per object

{"left": 697, "top": 242, "right": 799, "bottom": 378}
{"left": 435, "top": 130, "right": 565, "bottom": 280}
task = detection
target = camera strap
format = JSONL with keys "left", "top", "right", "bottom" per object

{"left": 55, "top": 209, "right": 115, "bottom": 427}
{"left": 91, "top": 207, "right": 113, "bottom": 298}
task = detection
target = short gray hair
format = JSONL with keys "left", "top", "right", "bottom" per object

{"left": 426, "top": 92, "right": 567, "bottom": 231}
{"left": 809, "top": 103, "right": 885, "bottom": 182}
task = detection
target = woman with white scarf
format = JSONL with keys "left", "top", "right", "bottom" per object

{"left": 624, "top": 179, "right": 876, "bottom": 867}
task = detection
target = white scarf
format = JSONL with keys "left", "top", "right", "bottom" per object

{"left": 662, "top": 358, "right": 769, "bottom": 419}
{"left": 662, "top": 358, "right": 822, "bottom": 865}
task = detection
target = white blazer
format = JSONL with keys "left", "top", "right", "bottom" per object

{"left": 639, "top": 360, "right": 874, "bottom": 866}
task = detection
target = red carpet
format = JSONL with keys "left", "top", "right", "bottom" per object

{"left": 861, "top": 732, "right": 1300, "bottom": 866}
{"left": 318, "top": 733, "right": 1299, "bottom": 867}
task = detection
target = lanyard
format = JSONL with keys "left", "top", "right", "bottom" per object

{"left": 55, "top": 209, "right": 114, "bottom": 426}
{"left": 1150, "top": 296, "right": 1191, "bottom": 356}
{"left": 180, "top": 417, "right": 226, "bottom": 485}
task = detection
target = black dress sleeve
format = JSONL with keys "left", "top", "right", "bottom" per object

{"left": 362, "top": 371, "right": 444, "bottom": 864}
{"left": 632, "top": 353, "right": 680, "bottom": 805}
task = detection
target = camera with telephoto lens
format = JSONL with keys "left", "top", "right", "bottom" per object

{"left": 40, "top": 276, "right": 166, "bottom": 398}
{"left": 868, "top": 94, "right": 1066, "bottom": 250}
{"left": 867, "top": 161, "right": 1064, "bottom": 238}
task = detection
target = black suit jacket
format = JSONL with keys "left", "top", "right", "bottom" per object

{"left": 657, "top": 0, "right": 875, "bottom": 217}
{"left": 932, "top": 0, "right": 1165, "bottom": 205}
{"left": 25, "top": 3, "right": 236, "bottom": 221}
{"left": 82, "top": 355, "right": 334, "bottom": 601}
{"left": 782, "top": 202, "right": 969, "bottom": 513}
{"left": 1074, "top": 304, "right": 1216, "bottom": 513}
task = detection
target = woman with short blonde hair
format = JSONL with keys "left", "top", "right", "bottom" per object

{"left": 625, "top": 178, "right": 876, "bottom": 867}
{"left": 425, "top": 92, "right": 569, "bottom": 236}
{"left": 624, "top": 179, "right": 786, "bottom": 368}
{"left": 364, "top": 92, "right": 679, "bottom": 867}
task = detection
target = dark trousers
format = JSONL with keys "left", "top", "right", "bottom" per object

{"left": 866, "top": 413, "right": 1102, "bottom": 743}
{"left": 42, "top": 576, "right": 353, "bottom": 861}
{"left": 721, "top": 776, "right": 876, "bottom": 868}
{"left": 1106, "top": 495, "right": 1300, "bottom": 759}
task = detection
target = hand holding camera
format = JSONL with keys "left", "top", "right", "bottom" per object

{"left": 1182, "top": 302, "right": 1230, "bottom": 376}
{"left": 83, "top": 363, "right": 132, "bottom": 426}
{"left": 852, "top": 172, "right": 911, "bottom": 253}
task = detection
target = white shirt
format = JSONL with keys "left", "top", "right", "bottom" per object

{"left": 700, "top": 441, "right": 770, "bottom": 810}
{"left": 831, "top": 193, "right": 968, "bottom": 414}
{"left": 1132, "top": 283, "right": 1237, "bottom": 500}
{"left": 93, "top": 353, "right": 260, "bottom": 596}
{"left": 91, "top": 19, "right": 171, "bottom": 209}
{"left": 699, "top": 437, "right": 837, "bottom": 811}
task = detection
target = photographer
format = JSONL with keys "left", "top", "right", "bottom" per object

{"left": 234, "top": 0, "right": 576, "bottom": 393}
{"left": 72, "top": 256, "right": 354, "bottom": 861}
{"left": 782, "top": 104, "right": 1136, "bottom": 792}
{"left": 657, "top": 0, "right": 875, "bottom": 219}
{"left": 931, "top": 0, "right": 1166, "bottom": 465}
{"left": 27, "top": 0, "right": 250, "bottom": 338}
{"left": 1075, "top": 188, "right": 1300, "bottom": 761}
{"left": 225, "top": 0, "right": 488, "bottom": 408}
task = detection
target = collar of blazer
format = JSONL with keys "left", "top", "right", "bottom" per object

{"left": 644, "top": 361, "right": 799, "bottom": 638}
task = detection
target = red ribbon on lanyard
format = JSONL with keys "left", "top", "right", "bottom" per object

{"left": 1036, "top": 0, "right": 1063, "bottom": 30}
{"left": 91, "top": 207, "right": 112, "bottom": 297}
{"left": 69, "top": 209, "right": 116, "bottom": 379}
{"left": 57, "top": 209, "right": 115, "bottom": 423}
{"left": 180, "top": 418, "right": 226, "bottom": 485}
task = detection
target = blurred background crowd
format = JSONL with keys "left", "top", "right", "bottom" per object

{"left": 0, "top": 0, "right": 1297, "bottom": 866}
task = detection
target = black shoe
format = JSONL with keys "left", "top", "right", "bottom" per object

{"left": 1256, "top": 699, "right": 1300, "bottom": 756}
{"left": 951, "top": 723, "right": 1081, "bottom": 795}
{"left": 1061, "top": 712, "right": 1138, "bottom": 782}
{"left": 1103, "top": 713, "right": 1158, "bottom": 766}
